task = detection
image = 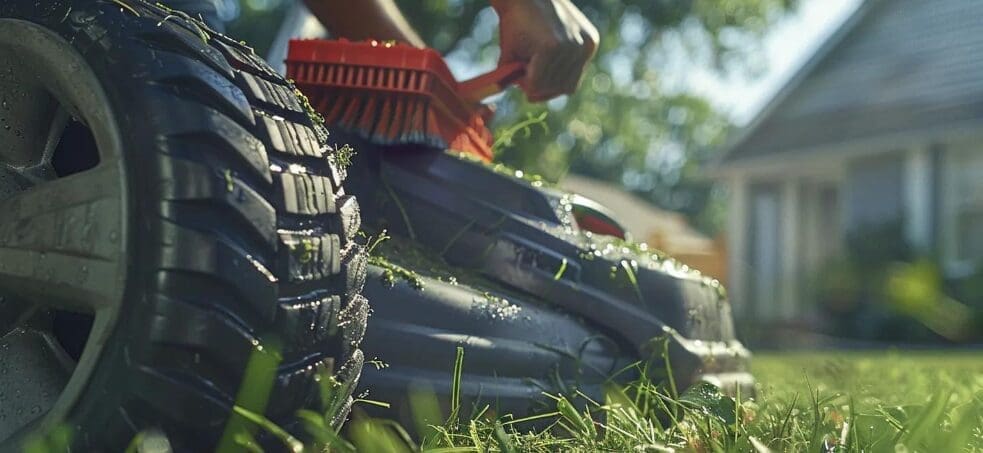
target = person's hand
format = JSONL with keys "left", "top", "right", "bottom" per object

{"left": 492, "top": 0, "right": 599, "bottom": 102}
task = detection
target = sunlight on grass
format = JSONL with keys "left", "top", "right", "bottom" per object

{"left": 326, "top": 349, "right": 983, "bottom": 452}
{"left": 23, "top": 348, "right": 982, "bottom": 452}
{"left": 751, "top": 351, "right": 983, "bottom": 452}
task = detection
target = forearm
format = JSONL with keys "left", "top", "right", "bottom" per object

{"left": 303, "top": 0, "right": 425, "bottom": 47}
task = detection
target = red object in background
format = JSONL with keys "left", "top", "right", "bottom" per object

{"left": 570, "top": 196, "right": 628, "bottom": 239}
{"left": 286, "top": 39, "right": 524, "bottom": 162}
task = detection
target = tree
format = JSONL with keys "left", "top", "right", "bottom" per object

{"left": 397, "top": 0, "right": 798, "bottom": 234}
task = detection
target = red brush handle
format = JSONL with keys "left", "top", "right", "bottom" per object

{"left": 458, "top": 62, "right": 527, "bottom": 103}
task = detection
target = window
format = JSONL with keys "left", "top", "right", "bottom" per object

{"left": 941, "top": 143, "right": 983, "bottom": 274}
{"left": 747, "top": 184, "right": 782, "bottom": 319}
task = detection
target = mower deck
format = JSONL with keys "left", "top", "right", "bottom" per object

{"left": 339, "top": 139, "right": 754, "bottom": 427}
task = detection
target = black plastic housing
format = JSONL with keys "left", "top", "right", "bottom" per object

{"left": 342, "top": 138, "right": 753, "bottom": 428}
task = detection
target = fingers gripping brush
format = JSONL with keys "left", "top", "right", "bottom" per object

{"left": 286, "top": 39, "right": 525, "bottom": 162}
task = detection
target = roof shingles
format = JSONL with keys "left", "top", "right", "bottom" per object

{"left": 723, "top": 0, "right": 983, "bottom": 162}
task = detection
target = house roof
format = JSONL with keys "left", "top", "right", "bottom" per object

{"left": 719, "top": 0, "right": 983, "bottom": 165}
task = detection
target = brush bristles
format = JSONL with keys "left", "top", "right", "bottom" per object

{"left": 292, "top": 73, "right": 493, "bottom": 156}
{"left": 287, "top": 50, "right": 497, "bottom": 158}
{"left": 315, "top": 89, "right": 449, "bottom": 149}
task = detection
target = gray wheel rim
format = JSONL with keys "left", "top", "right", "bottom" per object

{"left": 0, "top": 18, "right": 128, "bottom": 443}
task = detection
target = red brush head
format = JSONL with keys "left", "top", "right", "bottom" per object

{"left": 286, "top": 39, "right": 522, "bottom": 162}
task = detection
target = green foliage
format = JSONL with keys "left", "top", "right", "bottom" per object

{"left": 224, "top": 0, "right": 799, "bottom": 233}
{"left": 333, "top": 143, "right": 357, "bottom": 170}
{"left": 492, "top": 112, "right": 549, "bottom": 154}
{"left": 395, "top": 0, "right": 799, "bottom": 234}
{"left": 803, "top": 225, "right": 983, "bottom": 343}
{"left": 367, "top": 229, "right": 428, "bottom": 290}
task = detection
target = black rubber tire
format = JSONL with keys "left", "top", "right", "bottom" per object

{"left": 0, "top": 1, "right": 366, "bottom": 450}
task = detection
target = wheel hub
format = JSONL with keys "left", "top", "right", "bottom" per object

{"left": 0, "top": 19, "right": 128, "bottom": 443}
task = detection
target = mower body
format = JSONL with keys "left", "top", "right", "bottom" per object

{"left": 342, "top": 140, "right": 754, "bottom": 426}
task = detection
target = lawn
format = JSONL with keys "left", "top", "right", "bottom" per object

{"left": 748, "top": 351, "right": 983, "bottom": 452}
{"left": 25, "top": 349, "right": 982, "bottom": 452}
{"left": 337, "top": 350, "right": 983, "bottom": 453}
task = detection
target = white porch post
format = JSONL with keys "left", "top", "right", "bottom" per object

{"left": 780, "top": 180, "right": 801, "bottom": 320}
{"left": 799, "top": 183, "right": 820, "bottom": 283}
{"left": 904, "top": 146, "right": 933, "bottom": 251}
{"left": 727, "top": 176, "right": 749, "bottom": 318}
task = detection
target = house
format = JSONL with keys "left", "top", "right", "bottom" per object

{"left": 712, "top": 0, "right": 983, "bottom": 323}
{"left": 561, "top": 174, "right": 728, "bottom": 282}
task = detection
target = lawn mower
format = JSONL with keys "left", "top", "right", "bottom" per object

{"left": 0, "top": 1, "right": 753, "bottom": 449}
{"left": 281, "top": 39, "right": 753, "bottom": 430}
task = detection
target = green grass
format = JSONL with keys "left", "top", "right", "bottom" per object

{"left": 329, "top": 350, "right": 982, "bottom": 452}
{"left": 26, "top": 350, "right": 983, "bottom": 452}
{"left": 747, "top": 351, "right": 983, "bottom": 452}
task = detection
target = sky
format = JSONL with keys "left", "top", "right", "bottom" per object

{"left": 690, "top": 0, "right": 863, "bottom": 125}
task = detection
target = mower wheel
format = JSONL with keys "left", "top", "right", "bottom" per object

{"left": 0, "top": 1, "right": 367, "bottom": 450}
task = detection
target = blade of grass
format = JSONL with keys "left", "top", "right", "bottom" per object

{"left": 903, "top": 389, "right": 951, "bottom": 449}
{"left": 448, "top": 346, "right": 466, "bottom": 427}
{"left": 619, "top": 260, "right": 644, "bottom": 304}
{"left": 501, "top": 411, "right": 561, "bottom": 427}
{"left": 232, "top": 432, "right": 263, "bottom": 453}
{"left": 553, "top": 258, "right": 568, "bottom": 280}
{"left": 492, "top": 421, "right": 517, "bottom": 453}
{"left": 354, "top": 398, "right": 392, "bottom": 409}
{"left": 410, "top": 384, "right": 444, "bottom": 447}
{"left": 383, "top": 181, "right": 416, "bottom": 241}
{"left": 216, "top": 338, "right": 283, "bottom": 453}
{"left": 230, "top": 405, "right": 303, "bottom": 453}
{"left": 441, "top": 220, "right": 477, "bottom": 256}
{"left": 297, "top": 409, "right": 356, "bottom": 453}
